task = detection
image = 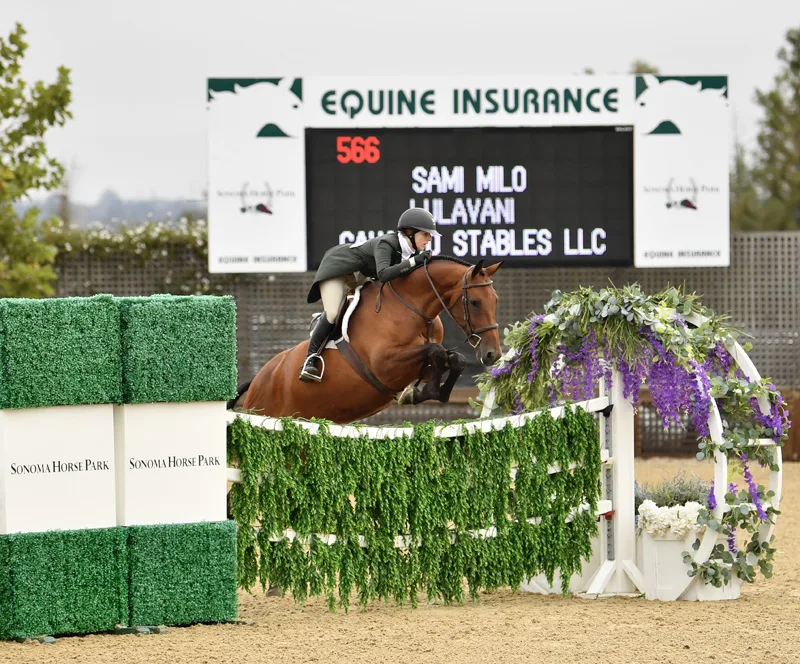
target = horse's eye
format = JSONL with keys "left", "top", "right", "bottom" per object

{"left": 470, "top": 299, "right": 480, "bottom": 308}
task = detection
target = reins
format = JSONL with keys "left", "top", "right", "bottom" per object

{"left": 375, "top": 259, "right": 498, "bottom": 351}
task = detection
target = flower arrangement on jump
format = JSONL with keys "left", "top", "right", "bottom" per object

{"left": 476, "top": 283, "right": 791, "bottom": 587}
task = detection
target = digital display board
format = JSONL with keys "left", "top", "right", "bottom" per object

{"left": 305, "top": 126, "right": 633, "bottom": 270}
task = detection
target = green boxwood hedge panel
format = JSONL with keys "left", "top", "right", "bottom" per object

{"left": 0, "top": 527, "right": 129, "bottom": 639}
{"left": 0, "top": 295, "right": 123, "bottom": 409}
{"left": 117, "top": 294, "right": 238, "bottom": 404}
{"left": 127, "top": 520, "right": 238, "bottom": 627}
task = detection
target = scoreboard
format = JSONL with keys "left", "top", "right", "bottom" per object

{"left": 305, "top": 126, "right": 633, "bottom": 270}
{"left": 207, "top": 75, "right": 730, "bottom": 273}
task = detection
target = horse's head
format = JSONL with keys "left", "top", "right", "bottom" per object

{"left": 429, "top": 258, "right": 502, "bottom": 366}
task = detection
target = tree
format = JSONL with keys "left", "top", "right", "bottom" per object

{"left": 751, "top": 27, "right": 800, "bottom": 230}
{"left": 730, "top": 140, "right": 762, "bottom": 231}
{"left": 629, "top": 59, "right": 660, "bottom": 75}
{"left": 0, "top": 22, "right": 72, "bottom": 297}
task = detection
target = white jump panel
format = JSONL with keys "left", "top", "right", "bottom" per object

{"left": 114, "top": 401, "right": 227, "bottom": 526}
{"left": 0, "top": 404, "right": 116, "bottom": 534}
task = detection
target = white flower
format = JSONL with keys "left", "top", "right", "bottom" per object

{"left": 637, "top": 500, "right": 705, "bottom": 538}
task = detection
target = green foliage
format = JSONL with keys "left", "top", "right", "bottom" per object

{"left": 0, "top": 527, "right": 129, "bottom": 639}
{"left": 0, "top": 22, "right": 72, "bottom": 202}
{"left": 0, "top": 293, "right": 237, "bottom": 409}
{"left": 0, "top": 204, "right": 59, "bottom": 297}
{"left": 751, "top": 27, "right": 800, "bottom": 230}
{"left": 635, "top": 471, "right": 711, "bottom": 512}
{"left": 227, "top": 406, "right": 601, "bottom": 611}
{"left": 127, "top": 521, "right": 238, "bottom": 627}
{"left": 730, "top": 140, "right": 764, "bottom": 231}
{"left": 117, "top": 294, "right": 238, "bottom": 404}
{"left": 477, "top": 282, "right": 789, "bottom": 589}
{"left": 0, "top": 294, "right": 123, "bottom": 409}
{"left": 0, "top": 522, "right": 237, "bottom": 639}
{"left": 629, "top": 59, "right": 660, "bottom": 74}
{"left": 44, "top": 218, "right": 232, "bottom": 296}
{"left": 0, "top": 22, "right": 72, "bottom": 298}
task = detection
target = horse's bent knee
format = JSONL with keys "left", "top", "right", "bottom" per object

{"left": 447, "top": 351, "right": 467, "bottom": 372}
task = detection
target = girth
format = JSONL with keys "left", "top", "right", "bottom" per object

{"left": 335, "top": 338, "right": 398, "bottom": 399}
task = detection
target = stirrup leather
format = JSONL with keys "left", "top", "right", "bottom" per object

{"left": 299, "top": 352, "right": 325, "bottom": 382}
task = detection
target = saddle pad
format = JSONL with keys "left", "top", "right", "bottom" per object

{"left": 322, "top": 283, "right": 365, "bottom": 349}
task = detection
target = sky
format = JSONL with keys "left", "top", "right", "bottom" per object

{"left": 3, "top": 0, "right": 799, "bottom": 205}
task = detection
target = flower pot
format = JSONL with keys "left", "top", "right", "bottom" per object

{"left": 638, "top": 530, "right": 741, "bottom": 601}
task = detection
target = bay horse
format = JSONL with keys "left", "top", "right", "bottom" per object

{"left": 231, "top": 256, "right": 503, "bottom": 424}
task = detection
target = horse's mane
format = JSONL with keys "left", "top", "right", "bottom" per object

{"left": 427, "top": 255, "right": 473, "bottom": 268}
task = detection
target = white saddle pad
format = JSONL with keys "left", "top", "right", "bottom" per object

{"left": 309, "top": 283, "right": 365, "bottom": 350}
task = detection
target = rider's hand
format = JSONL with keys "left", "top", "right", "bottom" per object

{"left": 415, "top": 249, "right": 432, "bottom": 263}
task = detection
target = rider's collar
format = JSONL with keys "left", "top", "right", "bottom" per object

{"left": 398, "top": 233, "right": 414, "bottom": 261}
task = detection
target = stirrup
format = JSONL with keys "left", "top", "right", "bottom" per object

{"left": 299, "top": 353, "right": 325, "bottom": 382}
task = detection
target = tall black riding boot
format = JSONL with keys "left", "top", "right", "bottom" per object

{"left": 299, "top": 316, "right": 336, "bottom": 382}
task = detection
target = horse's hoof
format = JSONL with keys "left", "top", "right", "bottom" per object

{"left": 397, "top": 386, "right": 415, "bottom": 406}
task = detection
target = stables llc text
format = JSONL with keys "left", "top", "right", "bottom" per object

{"left": 451, "top": 227, "right": 608, "bottom": 258}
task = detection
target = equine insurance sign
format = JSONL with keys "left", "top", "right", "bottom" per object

{"left": 206, "top": 74, "right": 729, "bottom": 271}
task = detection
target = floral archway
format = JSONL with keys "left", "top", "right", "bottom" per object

{"left": 476, "top": 283, "right": 791, "bottom": 589}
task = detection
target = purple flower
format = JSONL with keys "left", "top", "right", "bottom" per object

{"left": 641, "top": 329, "right": 711, "bottom": 437}
{"left": 702, "top": 341, "right": 734, "bottom": 378}
{"left": 551, "top": 328, "right": 605, "bottom": 401}
{"left": 617, "top": 354, "right": 649, "bottom": 407}
{"left": 491, "top": 350, "right": 520, "bottom": 379}
{"left": 511, "top": 394, "right": 524, "bottom": 415}
{"left": 741, "top": 454, "right": 768, "bottom": 521}
{"left": 707, "top": 481, "right": 717, "bottom": 510}
{"left": 749, "top": 391, "right": 791, "bottom": 444}
{"left": 727, "top": 482, "right": 738, "bottom": 554}
{"left": 727, "top": 528, "right": 738, "bottom": 555}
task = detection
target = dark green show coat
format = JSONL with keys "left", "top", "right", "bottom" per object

{"left": 307, "top": 232, "right": 420, "bottom": 303}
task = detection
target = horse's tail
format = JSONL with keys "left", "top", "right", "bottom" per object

{"left": 227, "top": 379, "right": 253, "bottom": 411}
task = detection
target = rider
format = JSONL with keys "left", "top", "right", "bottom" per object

{"left": 300, "top": 207, "right": 440, "bottom": 382}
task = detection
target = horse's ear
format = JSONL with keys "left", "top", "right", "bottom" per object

{"left": 484, "top": 260, "right": 503, "bottom": 276}
{"left": 470, "top": 259, "right": 485, "bottom": 278}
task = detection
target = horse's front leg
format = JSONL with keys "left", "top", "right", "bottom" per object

{"left": 437, "top": 351, "right": 467, "bottom": 403}
{"left": 397, "top": 343, "right": 448, "bottom": 406}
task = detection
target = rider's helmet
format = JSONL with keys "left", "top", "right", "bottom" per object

{"left": 397, "top": 208, "right": 441, "bottom": 237}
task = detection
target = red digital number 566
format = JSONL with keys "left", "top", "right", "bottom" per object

{"left": 337, "top": 136, "right": 380, "bottom": 164}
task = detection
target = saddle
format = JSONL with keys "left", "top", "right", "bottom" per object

{"left": 307, "top": 284, "right": 399, "bottom": 398}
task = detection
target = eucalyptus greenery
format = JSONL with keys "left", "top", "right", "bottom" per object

{"left": 227, "top": 407, "right": 600, "bottom": 610}
{"left": 476, "top": 283, "right": 791, "bottom": 588}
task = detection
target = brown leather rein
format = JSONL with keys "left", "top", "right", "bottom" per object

{"left": 378, "top": 260, "right": 498, "bottom": 351}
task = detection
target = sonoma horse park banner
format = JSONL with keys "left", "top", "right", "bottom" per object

{"left": 206, "top": 74, "right": 730, "bottom": 273}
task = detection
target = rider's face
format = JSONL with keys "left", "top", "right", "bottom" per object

{"left": 414, "top": 231, "right": 432, "bottom": 251}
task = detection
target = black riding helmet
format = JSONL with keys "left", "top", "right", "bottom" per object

{"left": 397, "top": 208, "right": 441, "bottom": 237}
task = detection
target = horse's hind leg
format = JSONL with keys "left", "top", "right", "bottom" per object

{"left": 437, "top": 351, "right": 466, "bottom": 403}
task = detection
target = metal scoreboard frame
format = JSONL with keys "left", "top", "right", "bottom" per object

{"left": 207, "top": 75, "right": 730, "bottom": 273}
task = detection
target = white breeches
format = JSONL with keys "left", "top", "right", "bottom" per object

{"left": 319, "top": 273, "right": 367, "bottom": 323}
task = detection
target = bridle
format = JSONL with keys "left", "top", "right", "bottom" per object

{"left": 377, "top": 260, "right": 499, "bottom": 351}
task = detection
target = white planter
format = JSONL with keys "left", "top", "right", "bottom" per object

{"left": 114, "top": 401, "right": 227, "bottom": 526}
{"left": 0, "top": 404, "right": 117, "bottom": 534}
{"left": 638, "top": 529, "right": 741, "bottom": 601}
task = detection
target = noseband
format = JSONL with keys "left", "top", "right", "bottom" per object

{"left": 379, "top": 261, "right": 499, "bottom": 350}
